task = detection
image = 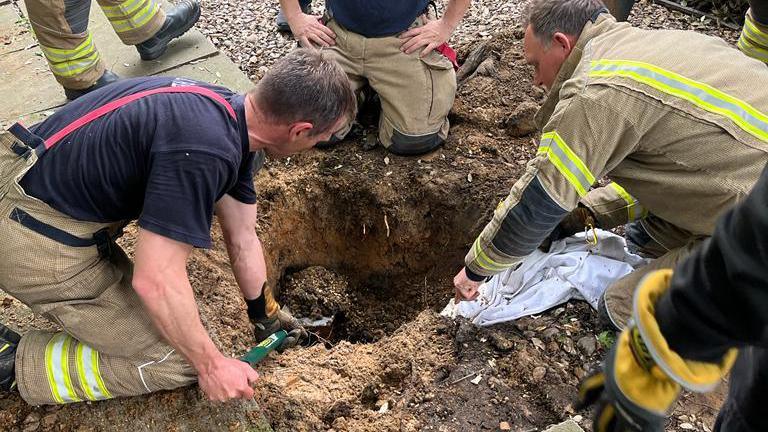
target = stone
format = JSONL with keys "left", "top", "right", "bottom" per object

{"left": 504, "top": 101, "right": 539, "bottom": 137}
{"left": 41, "top": 413, "right": 58, "bottom": 429}
{"left": 499, "top": 421, "right": 511, "bottom": 430}
{"left": 542, "top": 327, "right": 560, "bottom": 340}
{"left": 577, "top": 336, "right": 597, "bottom": 356}
{"left": 532, "top": 366, "right": 546, "bottom": 382}
{"left": 543, "top": 420, "right": 585, "bottom": 432}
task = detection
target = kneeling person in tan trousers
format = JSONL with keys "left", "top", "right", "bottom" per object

{"left": 0, "top": 49, "right": 355, "bottom": 405}
{"left": 452, "top": 0, "right": 768, "bottom": 330}
{"left": 280, "top": 0, "right": 469, "bottom": 155}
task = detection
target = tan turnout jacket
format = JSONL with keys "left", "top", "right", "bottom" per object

{"left": 465, "top": 14, "right": 768, "bottom": 279}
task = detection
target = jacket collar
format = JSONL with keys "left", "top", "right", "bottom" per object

{"left": 534, "top": 13, "right": 620, "bottom": 128}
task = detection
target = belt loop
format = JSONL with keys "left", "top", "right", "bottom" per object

{"left": 93, "top": 229, "right": 113, "bottom": 259}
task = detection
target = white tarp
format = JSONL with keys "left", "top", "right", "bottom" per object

{"left": 441, "top": 229, "right": 647, "bottom": 326}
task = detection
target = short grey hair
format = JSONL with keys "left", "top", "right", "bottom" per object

{"left": 525, "top": 0, "right": 606, "bottom": 43}
{"left": 250, "top": 48, "right": 356, "bottom": 136}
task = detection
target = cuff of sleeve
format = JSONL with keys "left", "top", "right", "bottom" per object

{"left": 465, "top": 267, "right": 488, "bottom": 282}
{"left": 655, "top": 289, "right": 730, "bottom": 363}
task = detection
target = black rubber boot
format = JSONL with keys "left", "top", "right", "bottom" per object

{"left": 276, "top": 0, "right": 312, "bottom": 32}
{"left": 136, "top": 0, "right": 201, "bottom": 61}
{"left": 0, "top": 324, "right": 20, "bottom": 392}
{"left": 63, "top": 70, "right": 121, "bottom": 101}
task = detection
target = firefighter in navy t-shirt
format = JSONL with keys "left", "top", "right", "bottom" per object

{"left": 0, "top": 49, "right": 356, "bottom": 405}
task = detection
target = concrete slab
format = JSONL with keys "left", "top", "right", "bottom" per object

{"left": 157, "top": 53, "right": 254, "bottom": 93}
{"left": 17, "top": 0, "right": 218, "bottom": 77}
{"left": 0, "top": 48, "right": 67, "bottom": 124}
{"left": 543, "top": 420, "right": 585, "bottom": 432}
{"left": 0, "top": 4, "right": 35, "bottom": 56}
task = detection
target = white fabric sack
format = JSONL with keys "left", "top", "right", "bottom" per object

{"left": 441, "top": 229, "right": 647, "bottom": 326}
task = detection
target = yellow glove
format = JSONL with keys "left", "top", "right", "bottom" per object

{"left": 577, "top": 270, "right": 737, "bottom": 432}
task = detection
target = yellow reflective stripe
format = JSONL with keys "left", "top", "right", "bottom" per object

{"left": 590, "top": 59, "right": 768, "bottom": 143}
{"left": 739, "top": 35, "right": 768, "bottom": 63}
{"left": 110, "top": 0, "right": 160, "bottom": 33}
{"left": 46, "top": 52, "right": 101, "bottom": 78}
{"left": 541, "top": 132, "right": 596, "bottom": 185}
{"left": 0, "top": 343, "right": 8, "bottom": 354}
{"left": 59, "top": 336, "right": 81, "bottom": 402}
{"left": 39, "top": 34, "right": 95, "bottom": 61}
{"left": 609, "top": 182, "right": 639, "bottom": 221}
{"left": 538, "top": 132, "right": 595, "bottom": 197}
{"left": 45, "top": 333, "right": 81, "bottom": 403}
{"left": 101, "top": 0, "right": 145, "bottom": 18}
{"left": 75, "top": 342, "right": 112, "bottom": 400}
{"left": 91, "top": 348, "right": 112, "bottom": 399}
{"left": 744, "top": 13, "right": 768, "bottom": 47}
{"left": 44, "top": 336, "right": 65, "bottom": 404}
{"left": 472, "top": 238, "right": 507, "bottom": 271}
{"left": 75, "top": 343, "right": 96, "bottom": 401}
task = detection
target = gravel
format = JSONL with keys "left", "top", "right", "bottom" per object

{"left": 198, "top": 0, "right": 740, "bottom": 84}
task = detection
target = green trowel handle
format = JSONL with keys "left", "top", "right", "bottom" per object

{"left": 240, "top": 330, "right": 288, "bottom": 366}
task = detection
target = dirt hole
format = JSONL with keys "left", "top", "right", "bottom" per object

{"left": 268, "top": 174, "right": 475, "bottom": 345}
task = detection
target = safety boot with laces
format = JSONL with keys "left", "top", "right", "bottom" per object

{"left": 0, "top": 324, "right": 20, "bottom": 392}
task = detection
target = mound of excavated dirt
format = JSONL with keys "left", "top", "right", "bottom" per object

{"left": 256, "top": 304, "right": 608, "bottom": 432}
{"left": 0, "top": 27, "right": 726, "bottom": 432}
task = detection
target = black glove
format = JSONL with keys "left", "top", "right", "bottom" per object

{"left": 252, "top": 309, "right": 308, "bottom": 352}
{"left": 539, "top": 205, "right": 596, "bottom": 251}
{"left": 246, "top": 288, "right": 308, "bottom": 352}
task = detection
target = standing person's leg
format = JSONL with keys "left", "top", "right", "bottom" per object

{"left": 602, "top": 0, "right": 635, "bottom": 21}
{"left": 739, "top": 0, "right": 768, "bottom": 63}
{"left": 96, "top": 0, "right": 200, "bottom": 61}
{"left": 23, "top": 0, "right": 115, "bottom": 96}
{"left": 366, "top": 28, "right": 456, "bottom": 156}
{"left": 714, "top": 347, "right": 768, "bottom": 432}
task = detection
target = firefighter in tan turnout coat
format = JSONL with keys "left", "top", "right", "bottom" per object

{"left": 453, "top": 0, "right": 768, "bottom": 330}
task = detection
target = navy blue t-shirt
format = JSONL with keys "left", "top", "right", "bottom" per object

{"left": 328, "top": 0, "right": 430, "bottom": 37}
{"left": 19, "top": 77, "right": 263, "bottom": 249}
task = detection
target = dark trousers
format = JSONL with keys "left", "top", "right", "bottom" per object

{"left": 715, "top": 347, "right": 768, "bottom": 432}
{"left": 751, "top": 0, "right": 768, "bottom": 24}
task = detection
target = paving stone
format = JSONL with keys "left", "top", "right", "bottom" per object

{"left": 17, "top": 0, "right": 218, "bottom": 77}
{"left": 0, "top": 48, "right": 66, "bottom": 123}
{"left": 543, "top": 420, "right": 585, "bottom": 432}
{"left": 0, "top": 4, "right": 35, "bottom": 56}
{"left": 157, "top": 53, "right": 253, "bottom": 93}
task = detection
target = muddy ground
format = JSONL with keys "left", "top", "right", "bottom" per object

{"left": 0, "top": 9, "right": 732, "bottom": 432}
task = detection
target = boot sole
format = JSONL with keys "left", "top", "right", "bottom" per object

{"left": 139, "top": 4, "right": 202, "bottom": 61}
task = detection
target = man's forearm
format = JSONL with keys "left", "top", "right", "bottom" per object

{"left": 279, "top": 0, "right": 304, "bottom": 21}
{"left": 442, "top": 0, "right": 471, "bottom": 30}
{"left": 224, "top": 229, "right": 267, "bottom": 300}
{"left": 134, "top": 275, "right": 224, "bottom": 373}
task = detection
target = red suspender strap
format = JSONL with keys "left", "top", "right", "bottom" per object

{"left": 44, "top": 86, "right": 237, "bottom": 150}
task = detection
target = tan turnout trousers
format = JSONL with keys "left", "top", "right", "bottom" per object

{"left": 0, "top": 127, "right": 195, "bottom": 405}
{"left": 24, "top": 0, "right": 165, "bottom": 89}
{"left": 323, "top": 15, "right": 456, "bottom": 155}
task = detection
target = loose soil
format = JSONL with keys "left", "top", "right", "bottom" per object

{"left": 0, "top": 13, "right": 729, "bottom": 432}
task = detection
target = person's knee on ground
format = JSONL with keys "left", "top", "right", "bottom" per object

{"left": 599, "top": 238, "right": 704, "bottom": 330}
